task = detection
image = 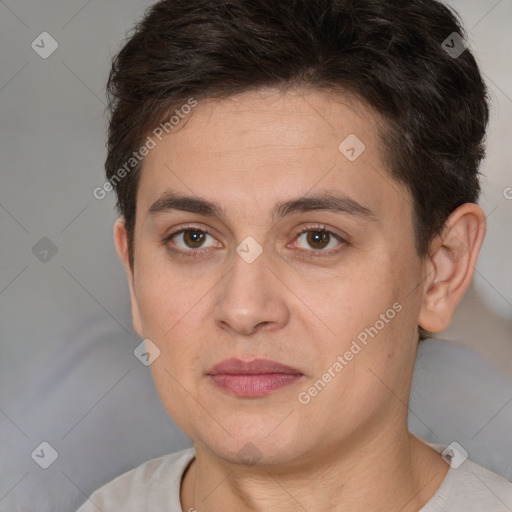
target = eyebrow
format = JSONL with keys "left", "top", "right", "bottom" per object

{"left": 148, "top": 189, "right": 377, "bottom": 222}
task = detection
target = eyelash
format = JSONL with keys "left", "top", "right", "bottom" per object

{"left": 162, "top": 223, "right": 347, "bottom": 259}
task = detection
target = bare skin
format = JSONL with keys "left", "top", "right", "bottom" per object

{"left": 114, "top": 87, "right": 486, "bottom": 511}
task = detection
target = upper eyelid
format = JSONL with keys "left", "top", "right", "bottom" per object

{"left": 295, "top": 224, "right": 345, "bottom": 239}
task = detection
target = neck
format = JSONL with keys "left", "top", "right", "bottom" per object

{"left": 180, "top": 427, "right": 449, "bottom": 512}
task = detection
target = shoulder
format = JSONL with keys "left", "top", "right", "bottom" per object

{"left": 423, "top": 455, "right": 512, "bottom": 511}
{"left": 75, "top": 447, "right": 195, "bottom": 512}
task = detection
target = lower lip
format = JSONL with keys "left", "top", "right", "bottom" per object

{"left": 209, "top": 373, "right": 303, "bottom": 397}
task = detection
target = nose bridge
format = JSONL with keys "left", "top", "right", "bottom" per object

{"left": 225, "top": 239, "right": 271, "bottom": 305}
{"left": 212, "top": 240, "right": 289, "bottom": 334}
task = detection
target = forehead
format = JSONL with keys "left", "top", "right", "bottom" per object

{"left": 136, "top": 88, "right": 411, "bottom": 225}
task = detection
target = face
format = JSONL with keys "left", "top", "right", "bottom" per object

{"left": 122, "top": 88, "right": 428, "bottom": 467}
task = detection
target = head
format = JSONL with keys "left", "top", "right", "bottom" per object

{"left": 107, "top": 0, "right": 488, "bottom": 466}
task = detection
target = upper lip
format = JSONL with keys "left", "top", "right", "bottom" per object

{"left": 208, "top": 358, "right": 302, "bottom": 375}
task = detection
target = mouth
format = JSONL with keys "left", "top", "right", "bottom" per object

{"left": 206, "top": 358, "right": 304, "bottom": 397}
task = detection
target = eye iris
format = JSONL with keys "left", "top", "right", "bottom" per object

{"left": 307, "top": 229, "right": 330, "bottom": 249}
{"left": 184, "top": 230, "right": 205, "bottom": 248}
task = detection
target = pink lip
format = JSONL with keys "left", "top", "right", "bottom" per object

{"left": 207, "top": 358, "right": 303, "bottom": 397}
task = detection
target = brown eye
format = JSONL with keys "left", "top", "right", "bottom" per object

{"left": 304, "top": 229, "right": 331, "bottom": 249}
{"left": 181, "top": 229, "right": 207, "bottom": 249}
{"left": 165, "top": 227, "right": 220, "bottom": 255}
{"left": 292, "top": 225, "right": 347, "bottom": 257}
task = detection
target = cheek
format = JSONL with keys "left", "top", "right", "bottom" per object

{"left": 324, "top": 258, "right": 395, "bottom": 328}
{"left": 134, "top": 254, "right": 203, "bottom": 335}
{"left": 135, "top": 265, "right": 207, "bottom": 428}
{"left": 318, "top": 253, "right": 416, "bottom": 371}
{"left": 133, "top": 258, "right": 213, "bottom": 374}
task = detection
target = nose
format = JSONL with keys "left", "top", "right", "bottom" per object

{"left": 211, "top": 248, "right": 290, "bottom": 337}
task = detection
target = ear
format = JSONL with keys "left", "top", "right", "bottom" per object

{"left": 418, "top": 203, "right": 486, "bottom": 333}
{"left": 113, "top": 218, "right": 143, "bottom": 337}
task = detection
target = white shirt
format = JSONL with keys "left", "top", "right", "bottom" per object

{"left": 76, "top": 444, "right": 512, "bottom": 511}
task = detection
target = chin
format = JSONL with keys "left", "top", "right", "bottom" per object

{"left": 192, "top": 422, "right": 314, "bottom": 468}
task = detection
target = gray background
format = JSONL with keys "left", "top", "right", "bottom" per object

{"left": 0, "top": 0, "right": 511, "bottom": 510}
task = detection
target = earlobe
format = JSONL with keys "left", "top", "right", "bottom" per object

{"left": 113, "top": 218, "right": 144, "bottom": 337}
{"left": 418, "top": 203, "right": 486, "bottom": 333}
